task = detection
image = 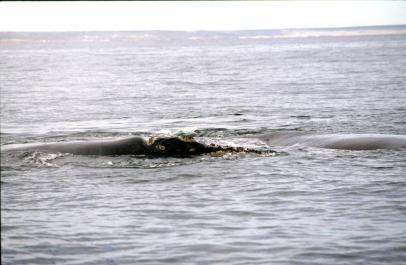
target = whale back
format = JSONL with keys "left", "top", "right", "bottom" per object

{"left": 261, "top": 133, "right": 406, "bottom": 150}
{"left": 95, "top": 137, "right": 149, "bottom": 155}
{"left": 2, "top": 137, "right": 149, "bottom": 155}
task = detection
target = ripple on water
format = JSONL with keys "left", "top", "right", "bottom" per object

{"left": 2, "top": 31, "right": 406, "bottom": 265}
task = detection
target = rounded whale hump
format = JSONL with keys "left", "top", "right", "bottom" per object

{"left": 261, "top": 132, "right": 406, "bottom": 150}
{"left": 1, "top": 137, "right": 150, "bottom": 156}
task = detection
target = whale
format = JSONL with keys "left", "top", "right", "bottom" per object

{"left": 260, "top": 132, "right": 406, "bottom": 150}
{"left": 1, "top": 136, "right": 272, "bottom": 156}
{"left": 3, "top": 133, "right": 403, "bottom": 156}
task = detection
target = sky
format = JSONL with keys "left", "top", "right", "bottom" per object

{"left": 0, "top": 1, "right": 405, "bottom": 32}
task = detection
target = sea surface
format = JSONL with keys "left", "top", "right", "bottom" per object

{"left": 1, "top": 26, "right": 406, "bottom": 264}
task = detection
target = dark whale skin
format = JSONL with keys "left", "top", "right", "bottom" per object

{"left": 262, "top": 133, "right": 406, "bottom": 150}
{"left": 2, "top": 137, "right": 219, "bottom": 156}
{"left": 13, "top": 137, "right": 150, "bottom": 155}
{"left": 2, "top": 136, "right": 268, "bottom": 156}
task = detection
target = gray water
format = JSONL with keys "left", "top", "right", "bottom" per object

{"left": 1, "top": 27, "right": 406, "bottom": 264}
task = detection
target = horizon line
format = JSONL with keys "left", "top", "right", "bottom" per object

{"left": 2, "top": 24, "right": 406, "bottom": 34}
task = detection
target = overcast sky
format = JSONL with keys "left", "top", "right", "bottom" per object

{"left": 0, "top": 1, "right": 405, "bottom": 32}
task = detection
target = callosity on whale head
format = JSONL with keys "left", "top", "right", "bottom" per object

{"left": 148, "top": 136, "right": 218, "bottom": 156}
{"left": 147, "top": 135, "right": 276, "bottom": 157}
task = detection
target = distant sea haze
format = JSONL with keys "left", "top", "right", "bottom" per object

{"left": 1, "top": 25, "right": 406, "bottom": 44}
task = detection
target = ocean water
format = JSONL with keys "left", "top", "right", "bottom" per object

{"left": 1, "top": 27, "right": 406, "bottom": 264}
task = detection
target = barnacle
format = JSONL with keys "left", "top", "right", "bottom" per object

{"left": 178, "top": 135, "right": 196, "bottom": 142}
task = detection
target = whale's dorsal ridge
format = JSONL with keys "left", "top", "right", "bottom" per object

{"left": 262, "top": 132, "right": 406, "bottom": 150}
